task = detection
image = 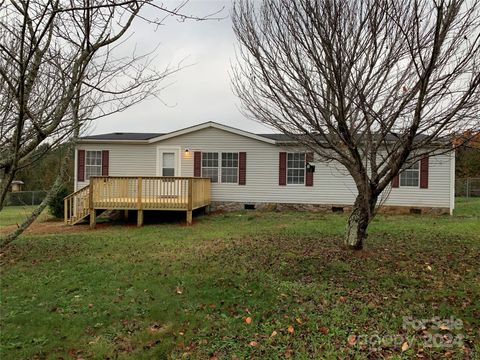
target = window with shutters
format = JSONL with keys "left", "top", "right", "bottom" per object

{"left": 201, "top": 152, "right": 219, "bottom": 183}
{"left": 201, "top": 152, "right": 239, "bottom": 183}
{"left": 221, "top": 153, "right": 238, "bottom": 183}
{"left": 287, "top": 153, "right": 305, "bottom": 184}
{"left": 400, "top": 162, "right": 419, "bottom": 187}
{"left": 86, "top": 151, "right": 102, "bottom": 180}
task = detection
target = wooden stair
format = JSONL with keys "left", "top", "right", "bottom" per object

{"left": 64, "top": 185, "right": 90, "bottom": 225}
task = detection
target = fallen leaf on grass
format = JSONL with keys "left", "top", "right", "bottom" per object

{"left": 284, "top": 348, "right": 293, "bottom": 357}
{"left": 287, "top": 325, "right": 294, "bottom": 334}
{"left": 88, "top": 336, "right": 101, "bottom": 345}
{"left": 347, "top": 335, "right": 357, "bottom": 346}
{"left": 319, "top": 326, "right": 329, "bottom": 334}
{"left": 245, "top": 316, "right": 252, "bottom": 324}
{"left": 249, "top": 340, "right": 258, "bottom": 347}
{"left": 401, "top": 341, "right": 409, "bottom": 352}
{"left": 176, "top": 287, "right": 183, "bottom": 294}
{"left": 295, "top": 317, "right": 303, "bottom": 324}
{"left": 270, "top": 330, "right": 277, "bottom": 337}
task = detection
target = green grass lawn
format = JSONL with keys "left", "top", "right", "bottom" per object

{"left": 1, "top": 199, "right": 479, "bottom": 359}
{"left": 0, "top": 206, "right": 51, "bottom": 227}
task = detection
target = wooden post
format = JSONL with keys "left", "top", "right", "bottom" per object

{"left": 90, "top": 209, "right": 96, "bottom": 229}
{"left": 64, "top": 198, "right": 68, "bottom": 224}
{"left": 89, "top": 178, "right": 95, "bottom": 229}
{"left": 137, "top": 177, "right": 143, "bottom": 208}
{"left": 137, "top": 177, "right": 143, "bottom": 227}
{"left": 124, "top": 209, "right": 129, "bottom": 221}
{"left": 186, "top": 178, "right": 193, "bottom": 225}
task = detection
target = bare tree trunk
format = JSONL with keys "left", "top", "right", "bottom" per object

{"left": 345, "top": 193, "right": 377, "bottom": 250}
{"left": 0, "top": 148, "right": 71, "bottom": 249}
{"left": 0, "top": 169, "right": 16, "bottom": 212}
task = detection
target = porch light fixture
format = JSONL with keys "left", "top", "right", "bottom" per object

{"left": 184, "top": 148, "right": 190, "bottom": 154}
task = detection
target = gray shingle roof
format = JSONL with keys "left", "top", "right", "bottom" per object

{"left": 80, "top": 129, "right": 432, "bottom": 143}
{"left": 82, "top": 132, "right": 286, "bottom": 142}
{"left": 257, "top": 133, "right": 295, "bottom": 141}
{"left": 80, "top": 132, "right": 163, "bottom": 140}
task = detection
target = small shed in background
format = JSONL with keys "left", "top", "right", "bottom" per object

{"left": 11, "top": 180, "right": 25, "bottom": 192}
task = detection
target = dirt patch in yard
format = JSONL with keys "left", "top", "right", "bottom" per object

{"left": 0, "top": 220, "right": 108, "bottom": 235}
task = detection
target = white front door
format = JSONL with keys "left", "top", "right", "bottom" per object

{"left": 157, "top": 148, "right": 181, "bottom": 198}
{"left": 157, "top": 148, "right": 180, "bottom": 177}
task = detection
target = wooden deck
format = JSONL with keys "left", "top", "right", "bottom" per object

{"left": 64, "top": 176, "right": 211, "bottom": 227}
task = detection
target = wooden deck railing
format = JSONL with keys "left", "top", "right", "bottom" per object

{"left": 64, "top": 176, "right": 211, "bottom": 227}
{"left": 89, "top": 176, "right": 211, "bottom": 211}
{"left": 64, "top": 185, "right": 90, "bottom": 224}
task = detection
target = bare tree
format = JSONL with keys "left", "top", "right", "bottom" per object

{"left": 0, "top": 0, "right": 221, "bottom": 245}
{"left": 232, "top": 0, "right": 480, "bottom": 249}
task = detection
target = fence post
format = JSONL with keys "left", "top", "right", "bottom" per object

{"left": 466, "top": 178, "right": 469, "bottom": 200}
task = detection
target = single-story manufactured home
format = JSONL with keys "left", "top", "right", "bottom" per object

{"left": 66, "top": 121, "right": 455, "bottom": 226}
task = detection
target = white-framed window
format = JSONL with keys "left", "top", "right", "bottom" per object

{"left": 221, "top": 152, "right": 238, "bottom": 183}
{"left": 202, "top": 152, "right": 219, "bottom": 183}
{"left": 201, "top": 152, "right": 239, "bottom": 183}
{"left": 400, "top": 162, "right": 419, "bottom": 187}
{"left": 86, "top": 150, "right": 102, "bottom": 180}
{"left": 287, "top": 153, "right": 305, "bottom": 184}
{"left": 162, "top": 152, "right": 176, "bottom": 176}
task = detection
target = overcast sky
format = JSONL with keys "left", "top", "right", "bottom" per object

{"left": 87, "top": 0, "right": 274, "bottom": 136}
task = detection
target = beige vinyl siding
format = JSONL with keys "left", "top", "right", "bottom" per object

{"left": 384, "top": 153, "right": 452, "bottom": 207}
{"left": 158, "top": 127, "right": 359, "bottom": 205}
{"left": 76, "top": 143, "right": 157, "bottom": 189}
{"left": 76, "top": 127, "right": 453, "bottom": 209}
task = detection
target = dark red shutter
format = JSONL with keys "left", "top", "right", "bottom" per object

{"left": 194, "top": 151, "right": 202, "bottom": 177}
{"left": 305, "top": 152, "right": 314, "bottom": 186}
{"left": 279, "top": 152, "right": 287, "bottom": 186}
{"left": 392, "top": 174, "right": 399, "bottom": 188}
{"left": 420, "top": 156, "right": 429, "bottom": 189}
{"left": 101, "top": 150, "right": 109, "bottom": 176}
{"left": 77, "top": 150, "right": 85, "bottom": 181}
{"left": 238, "top": 152, "right": 246, "bottom": 185}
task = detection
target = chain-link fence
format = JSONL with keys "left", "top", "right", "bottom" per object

{"left": 4, "top": 191, "right": 48, "bottom": 206}
{"left": 455, "top": 178, "right": 480, "bottom": 198}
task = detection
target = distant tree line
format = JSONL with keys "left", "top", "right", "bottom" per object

{"left": 456, "top": 132, "right": 480, "bottom": 179}
{"left": 13, "top": 144, "right": 74, "bottom": 192}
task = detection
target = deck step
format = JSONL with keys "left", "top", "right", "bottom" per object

{"left": 64, "top": 185, "right": 90, "bottom": 225}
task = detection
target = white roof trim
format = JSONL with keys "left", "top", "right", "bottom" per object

{"left": 146, "top": 122, "right": 277, "bottom": 144}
